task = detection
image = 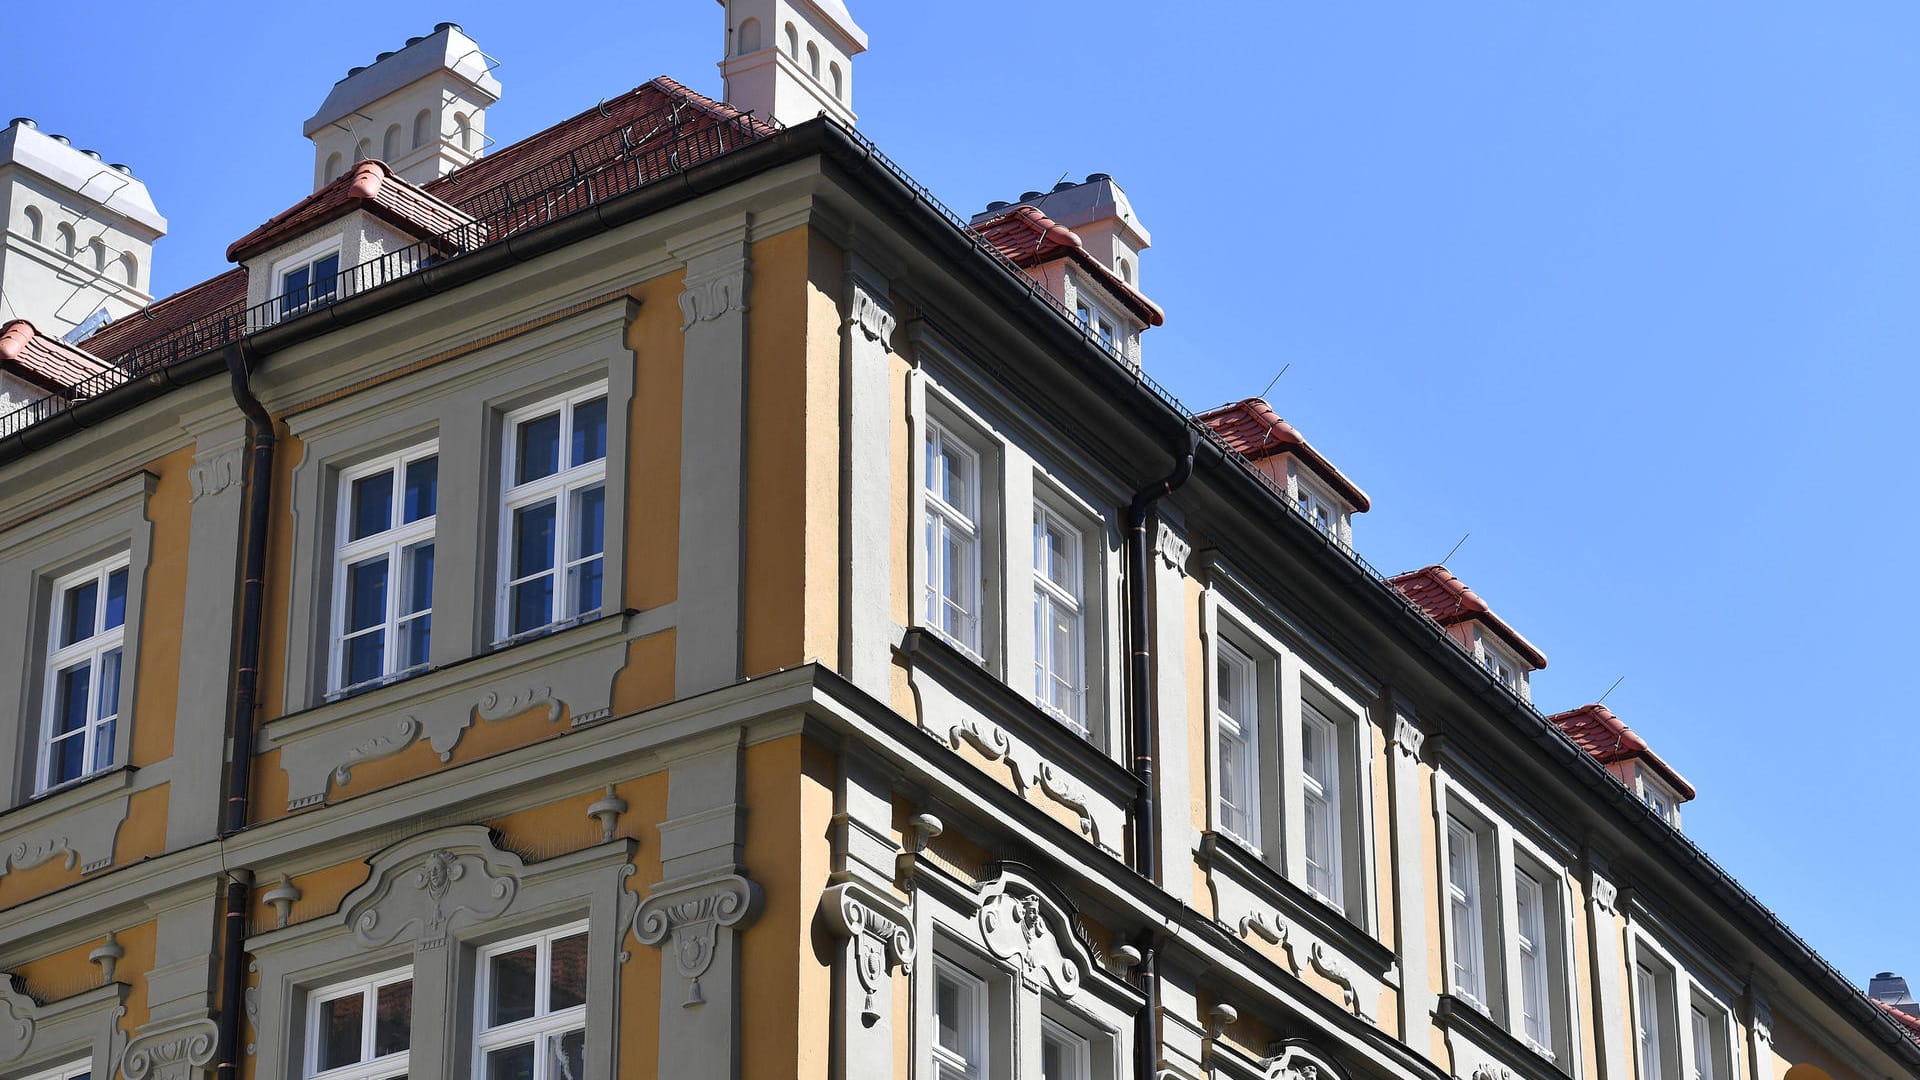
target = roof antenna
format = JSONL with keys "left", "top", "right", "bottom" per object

{"left": 1440, "top": 532, "right": 1470, "bottom": 565}
{"left": 1258, "top": 362, "right": 1290, "bottom": 401}
{"left": 1596, "top": 675, "right": 1625, "bottom": 706}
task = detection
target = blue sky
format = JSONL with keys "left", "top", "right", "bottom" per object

{"left": 7, "top": 3, "right": 1914, "bottom": 986}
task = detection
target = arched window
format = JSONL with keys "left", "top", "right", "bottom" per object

{"left": 119, "top": 251, "right": 138, "bottom": 286}
{"left": 1117, "top": 257, "right": 1133, "bottom": 285}
{"left": 785, "top": 23, "right": 799, "bottom": 59}
{"left": 89, "top": 238, "right": 105, "bottom": 272}
{"left": 56, "top": 223, "right": 75, "bottom": 257}
{"left": 355, "top": 138, "right": 372, "bottom": 162}
{"left": 807, "top": 42, "right": 821, "bottom": 79}
{"left": 21, "top": 205, "right": 41, "bottom": 243}
{"left": 829, "top": 62, "right": 843, "bottom": 99}
{"left": 324, "top": 151, "right": 344, "bottom": 184}
{"left": 383, "top": 123, "right": 403, "bottom": 161}
{"left": 737, "top": 17, "right": 761, "bottom": 54}
{"left": 455, "top": 112, "right": 472, "bottom": 151}
{"left": 413, "top": 109, "right": 433, "bottom": 149}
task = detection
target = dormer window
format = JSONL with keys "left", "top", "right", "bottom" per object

{"left": 276, "top": 242, "right": 342, "bottom": 321}
{"left": 1074, "top": 300, "right": 1118, "bottom": 354}
{"left": 1294, "top": 479, "right": 1338, "bottom": 539}
{"left": 1635, "top": 766, "right": 1683, "bottom": 827}
{"left": 1474, "top": 630, "right": 1529, "bottom": 700}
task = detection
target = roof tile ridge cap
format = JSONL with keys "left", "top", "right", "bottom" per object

{"left": 348, "top": 159, "right": 392, "bottom": 200}
{"left": 0, "top": 319, "right": 35, "bottom": 362}
{"left": 645, "top": 75, "right": 780, "bottom": 134}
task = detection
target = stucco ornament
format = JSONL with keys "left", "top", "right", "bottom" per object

{"left": 848, "top": 281, "right": 897, "bottom": 345}
{"left": 975, "top": 874, "right": 1084, "bottom": 999}
{"left": 1309, "top": 942, "right": 1374, "bottom": 1023}
{"left": 946, "top": 716, "right": 1105, "bottom": 846}
{"left": 1155, "top": 520, "right": 1191, "bottom": 575}
{"left": 187, "top": 444, "right": 242, "bottom": 502}
{"left": 677, "top": 263, "right": 749, "bottom": 329}
{"left": 121, "top": 1016, "right": 218, "bottom": 1080}
{"left": 634, "top": 873, "right": 761, "bottom": 1007}
{"left": 820, "top": 881, "right": 915, "bottom": 1024}
{"left": 1470, "top": 1065, "right": 1517, "bottom": 1080}
{"left": 0, "top": 977, "right": 33, "bottom": 1063}
{"left": 342, "top": 826, "right": 523, "bottom": 950}
{"left": 1263, "top": 1043, "right": 1343, "bottom": 1080}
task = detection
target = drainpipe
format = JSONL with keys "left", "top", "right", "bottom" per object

{"left": 214, "top": 340, "right": 274, "bottom": 1080}
{"left": 1125, "top": 427, "right": 1199, "bottom": 1080}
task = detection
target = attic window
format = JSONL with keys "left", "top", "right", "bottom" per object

{"left": 1476, "top": 630, "right": 1526, "bottom": 697}
{"left": 1635, "top": 766, "right": 1683, "bottom": 827}
{"left": 1075, "top": 301, "right": 1118, "bottom": 354}
{"left": 276, "top": 242, "right": 342, "bottom": 321}
{"left": 1294, "top": 478, "right": 1338, "bottom": 539}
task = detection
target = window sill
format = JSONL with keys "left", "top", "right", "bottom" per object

{"left": 1197, "top": 830, "right": 1396, "bottom": 978}
{"left": 3, "top": 765, "right": 137, "bottom": 833}
{"left": 1436, "top": 994, "right": 1570, "bottom": 1080}
{"left": 0, "top": 765, "right": 138, "bottom": 877}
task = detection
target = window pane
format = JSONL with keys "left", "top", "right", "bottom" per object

{"left": 489, "top": 945, "right": 538, "bottom": 1027}
{"left": 54, "top": 662, "right": 91, "bottom": 735}
{"left": 404, "top": 457, "right": 438, "bottom": 523}
{"left": 318, "top": 991, "right": 365, "bottom": 1070}
{"left": 345, "top": 632, "right": 386, "bottom": 687}
{"left": 283, "top": 265, "right": 310, "bottom": 303}
{"left": 571, "top": 485, "right": 606, "bottom": 560}
{"left": 104, "top": 568, "right": 128, "bottom": 630}
{"left": 313, "top": 255, "right": 340, "bottom": 301}
{"left": 97, "top": 647, "right": 122, "bottom": 720}
{"left": 554, "top": 1028, "right": 585, "bottom": 1080}
{"left": 347, "top": 557, "right": 389, "bottom": 632}
{"left": 403, "top": 543, "right": 435, "bottom": 617}
{"left": 374, "top": 979, "right": 412, "bottom": 1057}
{"left": 513, "top": 502, "right": 558, "bottom": 578}
{"left": 400, "top": 615, "right": 431, "bottom": 672}
{"left": 571, "top": 397, "right": 608, "bottom": 466}
{"left": 90, "top": 717, "right": 115, "bottom": 773}
{"left": 511, "top": 579, "right": 554, "bottom": 636}
{"left": 549, "top": 932, "right": 589, "bottom": 1011}
{"left": 484, "top": 1043, "right": 535, "bottom": 1080}
{"left": 934, "top": 972, "right": 963, "bottom": 1054}
{"left": 516, "top": 413, "right": 562, "bottom": 484}
{"left": 49, "top": 730, "right": 86, "bottom": 786}
{"left": 351, "top": 470, "right": 394, "bottom": 540}
{"left": 62, "top": 580, "right": 98, "bottom": 645}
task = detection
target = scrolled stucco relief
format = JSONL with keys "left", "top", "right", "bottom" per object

{"left": 0, "top": 977, "right": 33, "bottom": 1063}
{"left": 1235, "top": 910, "right": 1300, "bottom": 974}
{"left": 1308, "top": 942, "right": 1374, "bottom": 1023}
{"left": 975, "top": 873, "right": 1086, "bottom": 1000}
{"left": 1392, "top": 714, "right": 1426, "bottom": 759}
{"left": 1590, "top": 870, "right": 1619, "bottom": 915}
{"left": 187, "top": 444, "right": 242, "bottom": 502}
{"left": 677, "top": 264, "right": 749, "bottom": 330}
{"left": 1263, "top": 1044, "right": 1344, "bottom": 1080}
{"left": 945, "top": 714, "right": 1116, "bottom": 850}
{"left": 633, "top": 873, "right": 761, "bottom": 1007}
{"left": 1470, "top": 1065, "right": 1517, "bottom": 1080}
{"left": 1155, "top": 520, "right": 1191, "bottom": 575}
{"left": 0, "top": 789, "right": 130, "bottom": 879}
{"left": 848, "top": 281, "right": 897, "bottom": 345}
{"left": 120, "top": 1016, "right": 218, "bottom": 1080}
{"left": 820, "top": 881, "right": 915, "bottom": 1023}
{"left": 342, "top": 826, "right": 523, "bottom": 951}
{"left": 474, "top": 685, "right": 561, "bottom": 727}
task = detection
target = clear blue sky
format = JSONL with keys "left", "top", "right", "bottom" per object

{"left": 7, "top": 3, "right": 1914, "bottom": 987}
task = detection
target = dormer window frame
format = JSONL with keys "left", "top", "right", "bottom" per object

{"left": 272, "top": 236, "right": 346, "bottom": 322}
{"left": 1633, "top": 765, "right": 1683, "bottom": 828}
{"left": 1066, "top": 272, "right": 1137, "bottom": 361}
{"left": 1473, "top": 627, "right": 1530, "bottom": 701}
{"left": 1290, "top": 469, "right": 1345, "bottom": 543}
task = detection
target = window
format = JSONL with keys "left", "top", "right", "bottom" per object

{"left": 1073, "top": 302, "right": 1117, "bottom": 354}
{"left": 1032, "top": 503, "right": 1085, "bottom": 732}
{"left": 1295, "top": 482, "right": 1336, "bottom": 538}
{"left": 1300, "top": 701, "right": 1343, "bottom": 906}
{"left": 1636, "top": 960, "right": 1674, "bottom": 1080}
{"left": 306, "top": 969, "right": 412, "bottom": 1079}
{"left": 280, "top": 248, "right": 342, "bottom": 320}
{"left": 1688, "top": 996, "right": 1729, "bottom": 1080}
{"left": 498, "top": 386, "right": 608, "bottom": 642}
{"left": 56, "top": 223, "right": 75, "bottom": 257}
{"left": 474, "top": 924, "right": 588, "bottom": 1080}
{"left": 39, "top": 556, "right": 129, "bottom": 792}
{"left": 1213, "top": 640, "right": 1259, "bottom": 849}
{"left": 932, "top": 960, "right": 986, "bottom": 1080}
{"left": 1446, "top": 817, "right": 1489, "bottom": 1009}
{"left": 330, "top": 446, "right": 437, "bottom": 694}
{"left": 924, "top": 420, "right": 984, "bottom": 658}
{"left": 18, "top": 1064, "right": 90, "bottom": 1080}
{"left": 1514, "top": 868, "right": 1552, "bottom": 1054}
{"left": 1637, "top": 767, "right": 1683, "bottom": 828}
{"left": 807, "top": 41, "right": 821, "bottom": 79}
{"left": 1040, "top": 1018, "right": 1090, "bottom": 1080}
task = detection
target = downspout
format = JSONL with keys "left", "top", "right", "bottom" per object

{"left": 215, "top": 339, "right": 273, "bottom": 1080}
{"left": 1126, "top": 427, "right": 1199, "bottom": 1080}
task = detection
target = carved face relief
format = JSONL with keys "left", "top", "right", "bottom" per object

{"left": 977, "top": 886, "right": 1081, "bottom": 999}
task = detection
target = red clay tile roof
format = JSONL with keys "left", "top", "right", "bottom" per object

{"left": 227, "top": 160, "right": 478, "bottom": 262}
{"left": 0, "top": 319, "right": 115, "bottom": 390}
{"left": 1386, "top": 564, "right": 1549, "bottom": 669}
{"left": 81, "top": 77, "right": 771, "bottom": 370}
{"left": 1876, "top": 1000, "right": 1920, "bottom": 1044}
{"left": 1197, "top": 397, "right": 1371, "bottom": 511}
{"left": 969, "top": 204, "right": 1165, "bottom": 327}
{"left": 1547, "top": 703, "right": 1695, "bottom": 801}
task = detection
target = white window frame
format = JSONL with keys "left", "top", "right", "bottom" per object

{"left": 1299, "top": 699, "right": 1344, "bottom": 907}
{"left": 38, "top": 554, "right": 131, "bottom": 794}
{"left": 1213, "top": 638, "right": 1261, "bottom": 852}
{"left": 329, "top": 444, "right": 438, "bottom": 695}
{"left": 924, "top": 418, "right": 987, "bottom": 661}
{"left": 1032, "top": 501, "right": 1087, "bottom": 733}
{"left": 932, "top": 957, "right": 989, "bottom": 1080}
{"left": 1446, "top": 814, "right": 1491, "bottom": 1011}
{"left": 1474, "top": 629, "right": 1530, "bottom": 701}
{"left": 273, "top": 239, "right": 345, "bottom": 320}
{"left": 496, "top": 383, "right": 610, "bottom": 645}
{"left": 304, "top": 967, "right": 414, "bottom": 1080}
{"left": 1293, "top": 478, "right": 1338, "bottom": 540}
{"left": 1635, "top": 957, "right": 1674, "bottom": 1080}
{"left": 1628, "top": 931, "right": 1737, "bottom": 1080}
{"left": 1635, "top": 766, "right": 1684, "bottom": 828}
{"left": 16, "top": 1064, "right": 92, "bottom": 1080}
{"left": 472, "top": 921, "right": 590, "bottom": 1080}
{"left": 1514, "top": 866, "right": 1552, "bottom": 1055}
{"left": 1040, "top": 1014, "right": 1092, "bottom": 1080}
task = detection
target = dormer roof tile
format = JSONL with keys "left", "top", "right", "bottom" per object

{"left": 0, "top": 319, "right": 115, "bottom": 390}
{"left": 1197, "top": 397, "right": 1371, "bottom": 511}
{"left": 1547, "top": 703, "right": 1695, "bottom": 801}
{"left": 1386, "top": 564, "right": 1548, "bottom": 669}
{"left": 227, "top": 159, "right": 478, "bottom": 263}
{"left": 968, "top": 204, "right": 1164, "bottom": 326}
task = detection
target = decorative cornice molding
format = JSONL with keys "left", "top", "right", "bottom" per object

{"left": 1308, "top": 942, "right": 1373, "bottom": 1023}
{"left": 1392, "top": 714, "right": 1426, "bottom": 759}
{"left": 848, "top": 281, "right": 897, "bottom": 346}
{"left": 678, "top": 263, "right": 750, "bottom": 330}
{"left": 342, "top": 826, "right": 522, "bottom": 950}
{"left": 633, "top": 873, "right": 762, "bottom": 1007}
{"left": 187, "top": 443, "right": 242, "bottom": 502}
{"left": 1155, "top": 521, "right": 1191, "bottom": 576}
{"left": 0, "top": 787, "right": 130, "bottom": 880}
{"left": 0, "top": 977, "right": 32, "bottom": 1063}
{"left": 820, "top": 881, "right": 915, "bottom": 1023}
{"left": 121, "top": 1016, "right": 218, "bottom": 1080}
{"left": 975, "top": 871, "right": 1085, "bottom": 1000}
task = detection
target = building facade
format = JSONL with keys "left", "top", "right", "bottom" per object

{"left": 0, "top": 8, "right": 1913, "bottom": 1080}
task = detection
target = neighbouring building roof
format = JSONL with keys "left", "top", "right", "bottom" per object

{"left": 1876, "top": 999, "right": 1920, "bottom": 1044}
{"left": 1196, "top": 397, "right": 1371, "bottom": 511}
{"left": 0, "top": 319, "right": 115, "bottom": 390}
{"left": 1546, "top": 702, "right": 1696, "bottom": 801}
{"left": 80, "top": 76, "right": 772, "bottom": 368}
{"left": 227, "top": 160, "right": 478, "bottom": 262}
{"left": 969, "top": 203, "right": 1164, "bottom": 327}
{"left": 1386, "top": 564, "right": 1549, "bottom": 669}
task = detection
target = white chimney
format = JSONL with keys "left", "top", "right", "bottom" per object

{"left": 0, "top": 118, "right": 166, "bottom": 340}
{"left": 717, "top": 0, "right": 868, "bottom": 128}
{"left": 304, "top": 22, "right": 502, "bottom": 191}
{"left": 1022, "top": 174, "right": 1152, "bottom": 292}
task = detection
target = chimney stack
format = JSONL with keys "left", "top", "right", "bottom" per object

{"left": 304, "top": 23, "right": 502, "bottom": 191}
{"left": 717, "top": 0, "right": 868, "bottom": 128}
{"left": 0, "top": 117, "right": 166, "bottom": 341}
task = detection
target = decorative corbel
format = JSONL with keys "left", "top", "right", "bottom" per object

{"left": 895, "top": 812, "right": 942, "bottom": 891}
{"left": 89, "top": 931, "right": 125, "bottom": 984}
{"left": 820, "top": 881, "right": 915, "bottom": 1025}
{"left": 262, "top": 876, "right": 302, "bottom": 929}
{"left": 1206, "top": 1002, "right": 1239, "bottom": 1041}
{"left": 633, "top": 873, "right": 762, "bottom": 1007}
